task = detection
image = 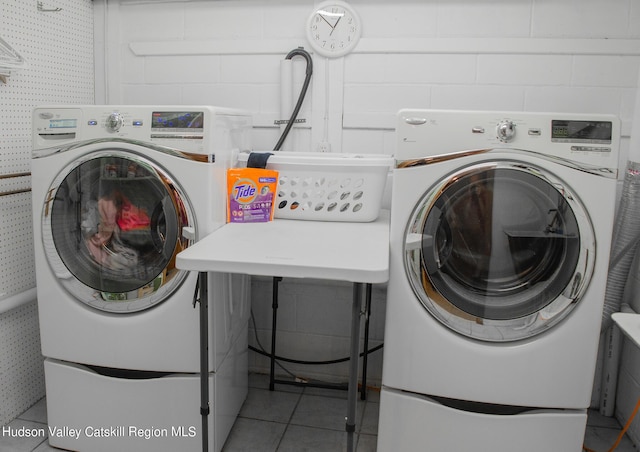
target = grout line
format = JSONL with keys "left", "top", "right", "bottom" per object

{"left": 273, "top": 389, "right": 304, "bottom": 451}
{"left": 31, "top": 437, "right": 49, "bottom": 452}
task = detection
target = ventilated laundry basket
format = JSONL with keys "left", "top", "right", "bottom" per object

{"left": 237, "top": 151, "right": 393, "bottom": 222}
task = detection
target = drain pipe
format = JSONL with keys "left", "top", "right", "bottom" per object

{"left": 601, "top": 302, "right": 636, "bottom": 416}
{"left": 279, "top": 58, "right": 293, "bottom": 152}
{"left": 273, "top": 47, "right": 312, "bottom": 152}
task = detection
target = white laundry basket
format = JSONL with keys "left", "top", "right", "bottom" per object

{"left": 237, "top": 151, "right": 393, "bottom": 222}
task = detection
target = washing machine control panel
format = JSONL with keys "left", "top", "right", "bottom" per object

{"left": 32, "top": 105, "right": 253, "bottom": 157}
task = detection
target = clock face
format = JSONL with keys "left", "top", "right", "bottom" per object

{"left": 307, "top": 2, "right": 361, "bottom": 58}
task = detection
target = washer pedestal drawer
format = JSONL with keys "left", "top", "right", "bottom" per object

{"left": 43, "top": 331, "right": 247, "bottom": 452}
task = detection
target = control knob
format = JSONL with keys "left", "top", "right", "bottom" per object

{"left": 496, "top": 120, "right": 516, "bottom": 142}
{"left": 106, "top": 112, "right": 124, "bottom": 132}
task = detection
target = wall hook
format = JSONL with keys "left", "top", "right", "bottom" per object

{"left": 0, "top": 36, "right": 26, "bottom": 83}
{"left": 37, "top": 1, "right": 62, "bottom": 12}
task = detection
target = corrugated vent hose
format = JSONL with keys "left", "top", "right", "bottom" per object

{"left": 602, "top": 161, "right": 640, "bottom": 331}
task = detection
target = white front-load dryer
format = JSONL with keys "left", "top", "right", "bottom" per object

{"left": 32, "top": 105, "right": 252, "bottom": 451}
{"left": 378, "top": 110, "right": 620, "bottom": 452}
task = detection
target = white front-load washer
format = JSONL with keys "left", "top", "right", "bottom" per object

{"left": 32, "top": 105, "right": 252, "bottom": 451}
{"left": 377, "top": 110, "right": 620, "bottom": 452}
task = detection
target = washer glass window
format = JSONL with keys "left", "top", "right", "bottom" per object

{"left": 406, "top": 161, "right": 594, "bottom": 341}
{"left": 44, "top": 151, "right": 193, "bottom": 313}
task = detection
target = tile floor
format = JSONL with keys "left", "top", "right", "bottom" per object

{"left": 1, "top": 373, "right": 637, "bottom": 452}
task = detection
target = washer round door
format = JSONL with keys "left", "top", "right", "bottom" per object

{"left": 42, "top": 149, "right": 195, "bottom": 313}
{"left": 405, "top": 160, "right": 595, "bottom": 341}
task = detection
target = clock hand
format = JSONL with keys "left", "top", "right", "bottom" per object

{"left": 320, "top": 13, "right": 335, "bottom": 29}
{"left": 329, "top": 15, "right": 342, "bottom": 36}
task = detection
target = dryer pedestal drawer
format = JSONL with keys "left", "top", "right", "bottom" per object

{"left": 377, "top": 387, "right": 587, "bottom": 452}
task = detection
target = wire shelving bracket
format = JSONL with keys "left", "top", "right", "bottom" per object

{"left": 0, "top": 36, "right": 26, "bottom": 83}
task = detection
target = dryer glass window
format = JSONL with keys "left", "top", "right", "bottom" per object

{"left": 46, "top": 154, "right": 191, "bottom": 312}
{"left": 405, "top": 161, "right": 594, "bottom": 341}
{"left": 422, "top": 167, "right": 580, "bottom": 320}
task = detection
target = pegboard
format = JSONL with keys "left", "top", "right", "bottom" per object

{"left": 0, "top": 0, "right": 94, "bottom": 306}
{"left": 0, "top": 0, "right": 94, "bottom": 426}
{"left": 0, "top": 186, "right": 34, "bottom": 300}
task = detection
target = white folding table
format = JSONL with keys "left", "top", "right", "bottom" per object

{"left": 176, "top": 210, "right": 390, "bottom": 451}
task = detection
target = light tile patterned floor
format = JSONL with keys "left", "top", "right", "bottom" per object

{"left": 1, "top": 373, "right": 636, "bottom": 451}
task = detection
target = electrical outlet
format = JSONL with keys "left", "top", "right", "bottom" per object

{"left": 317, "top": 141, "right": 331, "bottom": 153}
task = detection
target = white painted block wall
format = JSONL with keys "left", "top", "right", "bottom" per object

{"left": 96, "top": 0, "right": 640, "bottom": 445}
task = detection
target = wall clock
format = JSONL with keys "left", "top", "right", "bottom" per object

{"left": 306, "top": 1, "right": 362, "bottom": 58}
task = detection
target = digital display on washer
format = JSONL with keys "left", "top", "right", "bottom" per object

{"left": 49, "top": 119, "right": 77, "bottom": 129}
{"left": 551, "top": 120, "right": 612, "bottom": 144}
{"left": 151, "top": 111, "right": 204, "bottom": 131}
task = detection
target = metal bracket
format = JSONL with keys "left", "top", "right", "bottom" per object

{"left": 274, "top": 118, "right": 306, "bottom": 125}
{"left": 37, "top": 1, "right": 62, "bottom": 12}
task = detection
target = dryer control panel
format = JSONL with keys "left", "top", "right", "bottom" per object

{"left": 396, "top": 109, "right": 620, "bottom": 170}
{"left": 33, "top": 105, "right": 252, "bottom": 158}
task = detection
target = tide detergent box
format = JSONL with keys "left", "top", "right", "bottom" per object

{"left": 227, "top": 168, "right": 279, "bottom": 223}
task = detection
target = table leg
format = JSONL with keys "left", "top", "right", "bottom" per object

{"left": 198, "top": 272, "right": 209, "bottom": 452}
{"left": 361, "top": 283, "right": 372, "bottom": 401}
{"left": 269, "top": 277, "right": 282, "bottom": 391}
{"left": 346, "top": 282, "right": 364, "bottom": 436}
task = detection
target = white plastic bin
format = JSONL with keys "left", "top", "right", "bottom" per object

{"left": 237, "top": 151, "right": 393, "bottom": 222}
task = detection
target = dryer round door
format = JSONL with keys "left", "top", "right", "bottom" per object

{"left": 405, "top": 160, "right": 595, "bottom": 342}
{"left": 42, "top": 149, "right": 195, "bottom": 313}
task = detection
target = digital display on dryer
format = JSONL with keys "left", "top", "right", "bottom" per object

{"left": 551, "top": 120, "right": 612, "bottom": 144}
{"left": 151, "top": 111, "right": 204, "bottom": 131}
